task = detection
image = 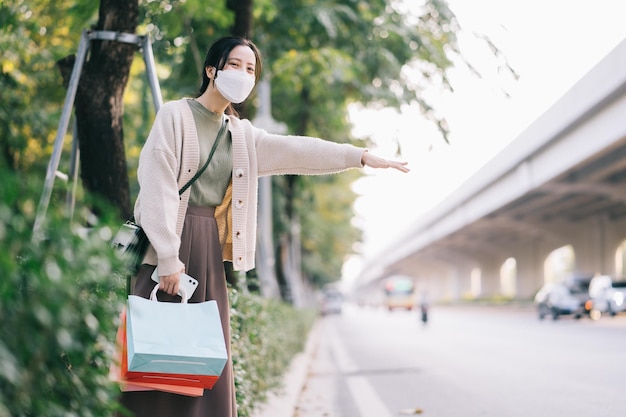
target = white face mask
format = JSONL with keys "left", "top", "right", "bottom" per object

{"left": 214, "top": 69, "right": 256, "bottom": 104}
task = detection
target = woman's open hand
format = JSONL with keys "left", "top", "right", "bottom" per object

{"left": 361, "top": 151, "right": 410, "bottom": 173}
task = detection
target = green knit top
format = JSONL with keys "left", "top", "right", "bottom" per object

{"left": 187, "top": 98, "right": 233, "bottom": 207}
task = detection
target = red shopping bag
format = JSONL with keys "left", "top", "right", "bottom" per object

{"left": 122, "top": 334, "right": 219, "bottom": 389}
{"left": 110, "top": 309, "right": 205, "bottom": 397}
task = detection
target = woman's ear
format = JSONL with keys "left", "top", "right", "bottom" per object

{"left": 206, "top": 66, "right": 216, "bottom": 80}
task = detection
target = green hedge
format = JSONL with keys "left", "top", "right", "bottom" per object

{"left": 0, "top": 167, "right": 316, "bottom": 416}
{"left": 0, "top": 172, "right": 128, "bottom": 417}
{"left": 230, "top": 289, "right": 316, "bottom": 417}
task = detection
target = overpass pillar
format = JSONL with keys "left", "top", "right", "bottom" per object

{"left": 415, "top": 261, "right": 470, "bottom": 303}
{"left": 569, "top": 217, "right": 626, "bottom": 275}
{"left": 515, "top": 242, "right": 549, "bottom": 299}
{"left": 442, "top": 265, "right": 467, "bottom": 301}
{"left": 478, "top": 259, "right": 502, "bottom": 298}
{"left": 447, "top": 260, "right": 476, "bottom": 301}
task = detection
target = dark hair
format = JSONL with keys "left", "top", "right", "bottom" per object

{"left": 197, "top": 36, "right": 263, "bottom": 114}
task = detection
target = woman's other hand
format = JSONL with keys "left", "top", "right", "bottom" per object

{"left": 159, "top": 269, "right": 184, "bottom": 296}
{"left": 361, "top": 151, "right": 410, "bottom": 173}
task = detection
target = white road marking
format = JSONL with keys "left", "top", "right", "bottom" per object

{"left": 328, "top": 324, "right": 358, "bottom": 374}
{"left": 328, "top": 321, "right": 393, "bottom": 417}
{"left": 346, "top": 376, "right": 394, "bottom": 417}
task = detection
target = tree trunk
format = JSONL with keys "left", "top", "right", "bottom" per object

{"left": 227, "top": 0, "right": 254, "bottom": 38}
{"left": 222, "top": 0, "right": 255, "bottom": 289}
{"left": 58, "top": 0, "right": 139, "bottom": 220}
{"left": 227, "top": 0, "right": 254, "bottom": 120}
{"left": 275, "top": 85, "right": 311, "bottom": 297}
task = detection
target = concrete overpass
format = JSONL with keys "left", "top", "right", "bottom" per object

{"left": 354, "top": 38, "right": 626, "bottom": 302}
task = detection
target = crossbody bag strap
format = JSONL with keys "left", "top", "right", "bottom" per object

{"left": 178, "top": 116, "right": 228, "bottom": 196}
{"left": 128, "top": 117, "right": 227, "bottom": 224}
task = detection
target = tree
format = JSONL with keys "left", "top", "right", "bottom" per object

{"left": 57, "top": 0, "right": 139, "bottom": 220}
{"left": 0, "top": 0, "right": 96, "bottom": 172}
{"left": 258, "top": 0, "right": 462, "bottom": 140}
{"left": 227, "top": 0, "right": 254, "bottom": 39}
{"left": 253, "top": 0, "right": 467, "bottom": 290}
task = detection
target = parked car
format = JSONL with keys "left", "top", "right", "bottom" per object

{"left": 588, "top": 275, "right": 626, "bottom": 317}
{"left": 535, "top": 278, "right": 593, "bottom": 320}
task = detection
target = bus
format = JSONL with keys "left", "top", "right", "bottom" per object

{"left": 383, "top": 276, "right": 415, "bottom": 310}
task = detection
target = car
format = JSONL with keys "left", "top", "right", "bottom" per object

{"left": 588, "top": 275, "right": 626, "bottom": 317}
{"left": 534, "top": 278, "right": 593, "bottom": 320}
{"left": 319, "top": 286, "right": 343, "bottom": 315}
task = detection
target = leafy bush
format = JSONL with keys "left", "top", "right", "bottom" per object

{"left": 0, "top": 165, "right": 316, "bottom": 416}
{"left": 229, "top": 288, "right": 316, "bottom": 417}
{"left": 0, "top": 168, "right": 127, "bottom": 417}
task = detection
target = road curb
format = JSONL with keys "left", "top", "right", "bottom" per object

{"left": 251, "top": 319, "right": 322, "bottom": 417}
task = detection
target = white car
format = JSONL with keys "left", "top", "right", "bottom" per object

{"left": 588, "top": 275, "right": 626, "bottom": 316}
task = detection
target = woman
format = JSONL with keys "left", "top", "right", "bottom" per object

{"left": 122, "top": 36, "right": 409, "bottom": 417}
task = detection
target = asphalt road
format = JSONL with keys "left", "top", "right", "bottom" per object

{"left": 294, "top": 303, "right": 626, "bottom": 417}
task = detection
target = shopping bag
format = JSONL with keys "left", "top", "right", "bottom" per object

{"left": 109, "top": 309, "right": 204, "bottom": 396}
{"left": 126, "top": 285, "right": 228, "bottom": 378}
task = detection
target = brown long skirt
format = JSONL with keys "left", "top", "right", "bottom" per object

{"left": 118, "top": 205, "right": 237, "bottom": 417}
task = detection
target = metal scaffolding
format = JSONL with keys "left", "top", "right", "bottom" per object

{"left": 33, "top": 30, "right": 163, "bottom": 241}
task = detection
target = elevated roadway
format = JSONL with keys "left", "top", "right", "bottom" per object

{"left": 355, "top": 38, "right": 626, "bottom": 302}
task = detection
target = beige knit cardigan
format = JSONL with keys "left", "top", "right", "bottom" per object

{"left": 134, "top": 98, "right": 365, "bottom": 276}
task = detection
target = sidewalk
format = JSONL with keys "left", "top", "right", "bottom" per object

{"left": 251, "top": 319, "right": 324, "bottom": 417}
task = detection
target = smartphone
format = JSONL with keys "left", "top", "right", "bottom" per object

{"left": 151, "top": 268, "right": 199, "bottom": 301}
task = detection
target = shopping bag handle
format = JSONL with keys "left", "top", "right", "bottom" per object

{"left": 149, "top": 283, "right": 188, "bottom": 303}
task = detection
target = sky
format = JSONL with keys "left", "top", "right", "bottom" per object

{"left": 342, "top": 0, "right": 626, "bottom": 286}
